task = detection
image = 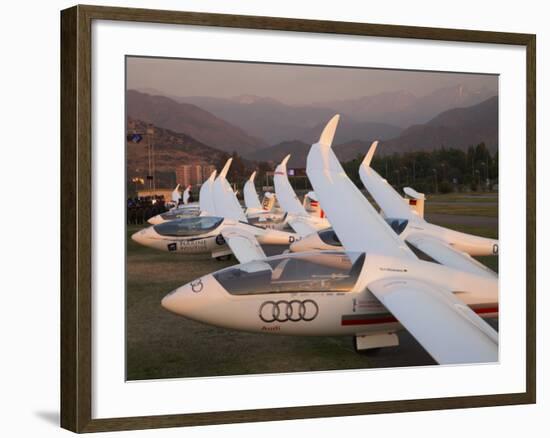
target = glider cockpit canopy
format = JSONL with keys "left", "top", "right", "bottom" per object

{"left": 153, "top": 216, "right": 224, "bottom": 237}
{"left": 318, "top": 228, "right": 341, "bottom": 246}
{"left": 214, "top": 251, "right": 365, "bottom": 295}
{"left": 160, "top": 206, "right": 200, "bottom": 221}
{"left": 316, "top": 219, "right": 408, "bottom": 248}
{"left": 384, "top": 218, "right": 409, "bottom": 235}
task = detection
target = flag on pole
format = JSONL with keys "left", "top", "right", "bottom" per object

{"left": 127, "top": 133, "right": 143, "bottom": 143}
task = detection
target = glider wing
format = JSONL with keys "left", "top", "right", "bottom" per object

{"left": 221, "top": 226, "right": 267, "bottom": 264}
{"left": 306, "top": 116, "right": 414, "bottom": 258}
{"left": 368, "top": 277, "right": 498, "bottom": 364}
{"left": 359, "top": 142, "right": 417, "bottom": 221}
{"left": 199, "top": 170, "right": 217, "bottom": 215}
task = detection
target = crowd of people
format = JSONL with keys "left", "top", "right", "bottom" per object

{"left": 127, "top": 196, "right": 169, "bottom": 224}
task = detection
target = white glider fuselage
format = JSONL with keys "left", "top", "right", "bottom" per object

{"left": 161, "top": 251, "right": 497, "bottom": 337}
{"left": 357, "top": 143, "right": 498, "bottom": 257}
{"left": 292, "top": 218, "right": 499, "bottom": 257}
{"left": 246, "top": 213, "right": 292, "bottom": 231}
{"left": 403, "top": 219, "right": 499, "bottom": 256}
{"left": 132, "top": 216, "right": 296, "bottom": 257}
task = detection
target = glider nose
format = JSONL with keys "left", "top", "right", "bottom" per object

{"left": 148, "top": 215, "right": 162, "bottom": 225}
{"left": 161, "top": 276, "right": 209, "bottom": 317}
{"left": 161, "top": 286, "right": 188, "bottom": 316}
{"left": 488, "top": 239, "right": 499, "bottom": 256}
{"left": 131, "top": 226, "right": 157, "bottom": 247}
{"left": 131, "top": 229, "right": 145, "bottom": 244}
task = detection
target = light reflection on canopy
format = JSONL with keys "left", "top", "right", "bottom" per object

{"left": 214, "top": 252, "right": 365, "bottom": 295}
{"left": 154, "top": 216, "right": 224, "bottom": 237}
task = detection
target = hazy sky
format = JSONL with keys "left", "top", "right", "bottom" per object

{"left": 127, "top": 56, "right": 497, "bottom": 105}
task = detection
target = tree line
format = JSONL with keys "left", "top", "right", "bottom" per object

{"left": 130, "top": 142, "right": 497, "bottom": 196}
{"left": 213, "top": 143, "right": 498, "bottom": 196}
{"left": 341, "top": 143, "right": 497, "bottom": 194}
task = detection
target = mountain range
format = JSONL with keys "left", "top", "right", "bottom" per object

{"left": 381, "top": 95, "right": 498, "bottom": 155}
{"left": 317, "top": 84, "right": 495, "bottom": 127}
{"left": 126, "top": 88, "right": 498, "bottom": 171}
{"left": 177, "top": 94, "right": 401, "bottom": 144}
{"left": 126, "top": 90, "right": 267, "bottom": 154}
{"left": 246, "top": 140, "right": 312, "bottom": 169}
{"left": 141, "top": 83, "right": 495, "bottom": 144}
{"left": 247, "top": 96, "right": 498, "bottom": 166}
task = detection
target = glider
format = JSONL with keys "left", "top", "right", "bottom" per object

{"left": 161, "top": 116, "right": 498, "bottom": 365}
{"left": 243, "top": 171, "right": 263, "bottom": 214}
{"left": 359, "top": 141, "right": 498, "bottom": 256}
{"left": 243, "top": 171, "right": 289, "bottom": 230}
{"left": 273, "top": 154, "right": 330, "bottom": 236}
{"left": 292, "top": 141, "right": 498, "bottom": 275}
{"left": 171, "top": 184, "right": 181, "bottom": 204}
{"left": 148, "top": 183, "right": 202, "bottom": 225}
{"left": 133, "top": 160, "right": 298, "bottom": 262}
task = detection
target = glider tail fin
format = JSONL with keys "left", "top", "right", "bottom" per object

{"left": 403, "top": 187, "right": 426, "bottom": 218}
{"left": 183, "top": 185, "right": 191, "bottom": 205}
{"left": 303, "top": 191, "right": 324, "bottom": 218}
{"left": 261, "top": 192, "right": 276, "bottom": 211}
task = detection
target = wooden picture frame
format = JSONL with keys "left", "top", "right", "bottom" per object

{"left": 60, "top": 4, "right": 536, "bottom": 433}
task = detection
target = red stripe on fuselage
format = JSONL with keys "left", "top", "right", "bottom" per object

{"left": 341, "top": 306, "right": 499, "bottom": 326}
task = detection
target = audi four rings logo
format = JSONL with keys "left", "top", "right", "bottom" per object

{"left": 259, "top": 300, "right": 319, "bottom": 323}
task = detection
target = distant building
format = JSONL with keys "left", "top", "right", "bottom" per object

{"left": 136, "top": 188, "right": 172, "bottom": 200}
{"left": 176, "top": 165, "right": 192, "bottom": 188}
{"left": 192, "top": 164, "right": 203, "bottom": 186}
{"left": 176, "top": 163, "right": 217, "bottom": 187}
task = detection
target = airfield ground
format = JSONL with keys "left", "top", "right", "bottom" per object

{"left": 126, "top": 192, "right": 498, "bottom": 380}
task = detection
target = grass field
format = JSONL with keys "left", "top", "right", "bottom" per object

{"left": 126, "top": 195, "right": 498, "bottom": 380}
{"left": 426, "top": 203, "right": 498, "bottom": 217}
{"left": 427, "top": 192, "right": 498, "bottom": 203}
